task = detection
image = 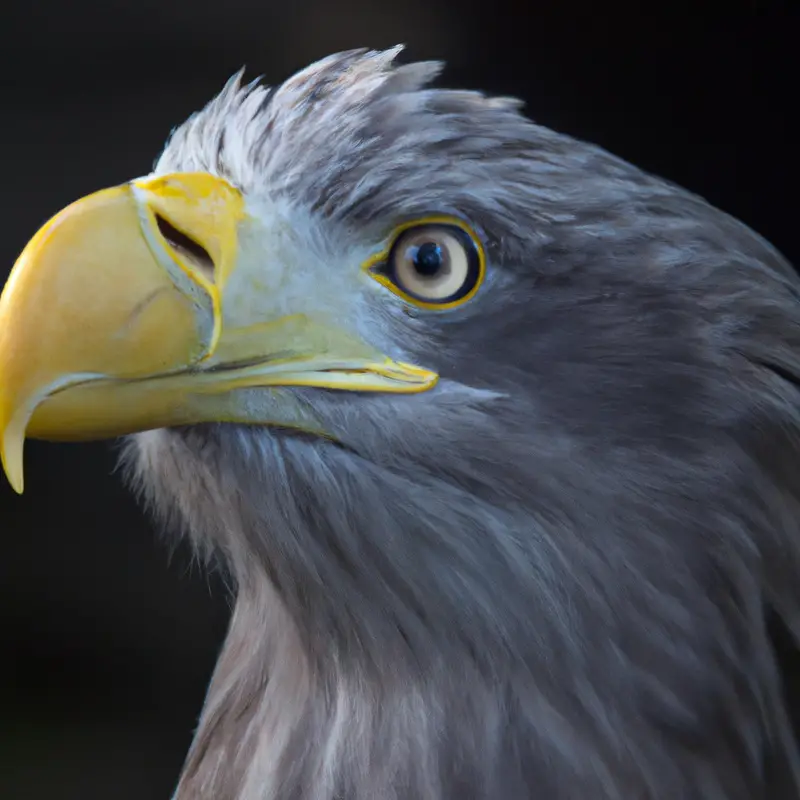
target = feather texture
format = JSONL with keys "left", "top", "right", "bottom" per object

{"left": 124, "top": 47, "right": 800, "bottom": 798}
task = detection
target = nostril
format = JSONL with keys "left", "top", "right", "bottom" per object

{"left": 155, "top": 213, "right": 215, "bottom": 278}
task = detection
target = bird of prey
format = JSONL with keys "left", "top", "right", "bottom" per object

{"left": 1, "top": 46, "right": 799, "bottom": 800}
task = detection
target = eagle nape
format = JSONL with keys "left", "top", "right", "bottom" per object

{"left": 2, "top": 46, "right": 800, "bottom": 800}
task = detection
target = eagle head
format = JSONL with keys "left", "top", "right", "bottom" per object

{"left": 2, "top": 47, "right": 799, "bottom": 798}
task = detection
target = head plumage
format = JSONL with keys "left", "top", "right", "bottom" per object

{"left": 155, "top": 46, "right": 534, "bottom": 221}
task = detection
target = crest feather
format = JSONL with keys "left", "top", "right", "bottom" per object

{"left": 154, "top": 47, "right": 528, "bottom": 210}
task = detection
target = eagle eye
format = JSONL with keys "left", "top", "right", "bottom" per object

{"left": 365, "top": 218, "right": 486, "bottom": 309}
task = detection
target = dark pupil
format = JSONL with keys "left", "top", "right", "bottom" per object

{"left": 412, "top": 242, "right": 444, "bottom": 276}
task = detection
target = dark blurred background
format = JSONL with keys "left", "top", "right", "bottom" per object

{"left": 0, "top": 1, "right": 796, "bottom": 798}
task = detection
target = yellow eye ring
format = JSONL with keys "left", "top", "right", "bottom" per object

{"left": 362, "top": 216, "right": 486, "bottom": 310}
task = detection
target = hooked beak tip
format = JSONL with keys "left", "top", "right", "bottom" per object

{"left": 1, "top": 423, "right": 26, "bottom": 494}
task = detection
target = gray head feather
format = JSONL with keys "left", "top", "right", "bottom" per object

{"left": 124, "top": 47, "right": 800, "bottom": 799}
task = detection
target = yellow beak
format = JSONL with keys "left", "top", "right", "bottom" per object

{"left": 0, "top": 172, "right": 437, "bottom": 493}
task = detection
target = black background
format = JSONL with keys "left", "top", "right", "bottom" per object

{"left": 0, "top": 1, "right": 796, "bottom": 798}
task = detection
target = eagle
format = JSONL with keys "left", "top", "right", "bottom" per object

{"left": 1, "top": 46, "right": 799, "bottom": 800}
